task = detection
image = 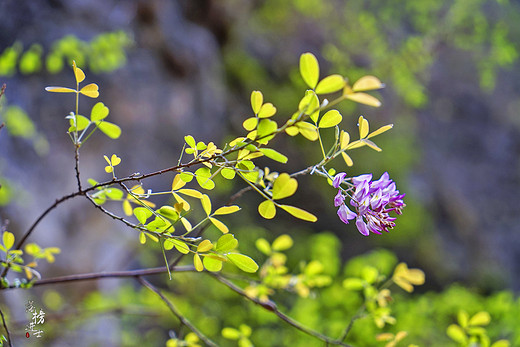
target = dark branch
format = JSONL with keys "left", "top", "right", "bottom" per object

{"left": 137, "top": 277, "right": 218, "bottom": 347}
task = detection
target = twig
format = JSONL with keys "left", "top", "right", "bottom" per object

{"left": 0, "top": 307, "right": 12, "bottom": 347}
{"left": 137, "top": 277, "right": 218, "bottom": 347}
{"left": 74, "top": 145, "right": 82, "bottom": 191}
{"left": 2, "top": 265, "right": 196, "bottom": 289}
{"left": 209, "top": 272, "right": 352, "bottom": 347}
{"left": 338, "top": 304, "right": 365, "bottom": 342}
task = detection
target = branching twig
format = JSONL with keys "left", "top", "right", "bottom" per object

{"left": 2, "top": 265, "right": 196, "bottom": 289}
{"left": 0, "top": 307, "right": 12, "bottom": 347}
{"left": 208, "top": 272, "right": 352, "bottom": 347}
{"left": 137, "top": 277, "right": 218, "bottom": 347}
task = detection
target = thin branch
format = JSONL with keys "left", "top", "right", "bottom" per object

{"left": 137, "top": 277, "right": 218, "bottom": 347}
{"left": 208, "top": 272, "right": 352, "bottom": 347}
{"left": 74, "top": 145, "right": 82, "bottom": 191}
{"left": 338, "top": 303, "right": 365, "bottom": 342}
{"left": 2, "top": 265, "right": 196, "bottom": 289}
{"left": 0, "top": 307, "right": 12, "bottom": 347}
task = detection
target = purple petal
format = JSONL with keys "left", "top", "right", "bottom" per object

{"left": 334, "top": 190, "right": 345, "bottom": 207}
{"left": 332, "top": 172, "right": 347, "bottom": 188}
{"left": 355, "top": 217, "right": 370, "bottom": 236}
{"left": 352, "top": 173, "right": 372, "bottom": 186}
{"left": 338, "top": 204, "right": 356, "bottom": 224}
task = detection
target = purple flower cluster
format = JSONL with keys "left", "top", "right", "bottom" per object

{"left": 332, "top": 172, "right": 405, "bottom": 236}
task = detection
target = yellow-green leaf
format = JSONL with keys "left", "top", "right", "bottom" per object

{"left": 341, "top": 152, "right": 354, "bottom": 166}
{"left": 272, "top": 173, "right": 297, "bottom": 200}
{"left": 258, "top": 103, "right": 276, "bottom": 118}
{"left": 221, "top": 167, "right": 236, "bottom": 180}
{"left": 194, "top": 253, "right": 204, "bottom": 272}
{"left": 97, "top": 121, "right": 121, "bottom": 139}
{"left": 362, "top": 139, "right": 382, "bottom": 152}
{"left": 158, "top": 206, "right": 179, "bottom": 220}
{"left": 222, "top": 327, "right": 241, "bottom": 340}
{"left": 447, "top": 324, "right": 467, "bottom": 344}
{"left": 315, "top": 74, "right": 345, "bottom": 94}
{"left": 210, "top": 217, "right": 229, "bottom": 233}
{"left": 319, "top": 110, "right": 342, "bottom": 128}
{"left": 258, "top": 200, "right": 276, "bottom": 219}
{"left": 45, "top": 86, "right": 76, "bottom": 93}
{"left": 272, "top": 234, "right": 293, "bottom": 251}
{"left": 242, "top": 117, "right": 258, "bottom": 131}
{"left": 134, "top": 207, "right": 152, "bottom": 224}
{"left": 368, "top": 124, "right": 393, "bottom": 138}
{"left": 195, "top": 167, "right": 215, "bottom": 190}
{"left": 184, "top": 135, "right": 196, "bottom": 148}
{"left": 491, "top": 340, "right": 510, "bottom": 347}
{"left": 173, "top": 239, "right": 190, "bottom": 254}
{"left": 216, "top": 234, "right": 238, "bottom": 253}
{"left": 352, "top": 75, "right": 384, "bottom": 92}
{"left": 279, "top": 205, "right": 317, "bottom": 222}
{"left": 79, "top": 83, "right": 99, "bottom": 98}
{"left": 213, "top": 205, "right": 241, "bottom": 216}
{"left": 227, "top": 253, "right": 259, "bottom": 273}
{"left": 69, "top": 115, "right": 90, "bottom": 132}
{"left": 171, "top": 175, "right": 186, "bottom": 191}
{"left": 358, "top": 116, "right": 369, "bottom": 139}
{"left": 139, "top": 232, "right": 146, "bottom": 244}
{"left": 297, "top": 122, "right": 318, "bottom": 141}
{"left": 258, "top": 148, "right": 288, "bottom": 163}
{"left": 197, "top": 240, "right": 213, "bottom": 253}
{"left": 300, "top": 52, "right": 319, "bottom": 89}
{"left": 203, "top": 256, "right": 223, "bottom": 272}
{"left": 346, "top": 92, "right": 381, "bottom": 107}
{"left": 251, "top": 90, "right": 263, "bottom": 114}
{"left": 110, "top": 154, "right": 121, "bottom": 166}
{"left": 201, "top": 194, "right": 212, "bottom": 215}
{"left": 469, "top": 312, "right": 491, "bottom": 326}
{"left": 256, "top": 119, "right": 277, "bottom": 138}
{"left": 172, "top": 192, "right": 190, "bottom": 212}
{"left": 298, "top": 90, "right": 320, "bottom": 122}
{"left": 285, "top": 126, "right": 299, "bottom": 136}
{"left": 340, "top": 130, "right": 350, "bottom": 148}
{"left": 3, "top": 231, "right": 14, "bottom": 250}
{"left": 255, "top": 238, "right": 271, "bottom": 255}
{"left": 72, "top": 60, "right": 85, "bottom": 83}
{"left": 177, "top": 188, "right": 202, "bottom": 199}
{"left": 90, "top": 102, "right": 109, "bottom": 121}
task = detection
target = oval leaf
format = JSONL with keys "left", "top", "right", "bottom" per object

{"left": 358, "top": 116, "right": 369, "bottom": 139}
{"left": 210, "top": 217, "right": 229, "bottom": 234}
{"left": 216, "top": 234, "right": 238, "bottom": 253}
{"left": 251, "top": 90, "right": 263, "bottom": 114}
{"left": 194, "top": 253, "right": 204, "bottom": 272}
{"left": 272, "top": 173, "right": 298, "bottom": 200}
{"left": 346, "top": 92, "right": 381, "bottom": 107}
{"left": 258, "top": 148, "right": 288, "bottom": 163}
{"left": 98, "top": 121, "right": 121, "bottom": 139}
{"left": 469, "top": 312, "right": 491, "bottom": 326}
{"left": 352, "top": 75, "right": 384, "bottom": 92}
{"left": 201, "top": 194, "right": 212, "bottom": 215}
{"left": 3, "top": 231, "right": 14, "bottom": 250}
{"left": 213, "top": 205, "right": 241, "bottom": 216}
{"left": 79, "top": 83, "right": 99, "bottom": 98}
{"left": 319, "top": 110, "right": 342, "bottom": 128}
{"left": 258, "top": 200, "right": 276, "bottom": 219}
{"left": 90, "top": 102, "right": 109, "bottom": 121}
{"left": 272, "top": 234, "right": 293, "bottom": 251}
{"left": 300, "top": 52, "right": 319, "bottom": 89}
{"left": 197, "top": 240, "right": 213, "bottom": 253}
{"left": 279, "top": 205, "right": 317, "bottom": 222}
{"left": 315, "top": 74, "right": 345, "bottom": 94}
{"left": 242, "top": 117, "right": 258, "bottom": 131}
{"left": 227, "top": 253, "right": 259, "bottom": 273}
{"left": 203, "top": 256, "right": 223, "bottom": 272}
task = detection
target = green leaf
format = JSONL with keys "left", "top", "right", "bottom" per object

{"left": 250, "top": 90, "right": 263, "bottom": 114}
{"left": 179, "top": 172, "right": 194, "bottom": 183}
{"left": 272, "top": 235, "right": 293, "bottom": 251}
{"left": 318, "top": 110, "right": 342, "bottom": 128}
{"left": 184, "top": 135, "right": 196, "bottom": 148}
{"left": 469, "top": 312, "right": 491, "bottom": 326}
{"left": 315, "top": 74, "right": 345, "bottom": 94}
{"left": 258, "top": 200, "right": 276, "bottom": 219}
{"left": 105, "top": 188, "right": 123, "bottom": 200}
{"left": 69, "top": 115, "right": 90, "bottom": 132}
{"left": 256, "top": 119, "right": 277, "bottom": 139}
{"left": 165, "top": 239, "right": 190, "bottom": 254}
{"left": 447, "top": 324, "right": 467, "bottom": 344}
{"left": 279, "top": 205, "right": 317, "bottom": 222}
{"left": 258, "top": 148, "right": 288, "bottom": 163}
{"left": 197, "top": 240, "right": 213, "bottom": 253}
{"left": 227, "top": 253, "right": 259, "bottom": 273}
{"left": 139, "top": 232, "right": 146, "bottom": 244}
{"left": 158, "top": 206, "right": 179, "bottom": 220}
{"left": 258, "top": 103, "right": 276, "bottom": 118}
{"left": 216, "top": 234, "right": 238, "bottom": 253}
{"left": 3, "top": 231, "right": 15, "bottom": 250}
{"left": 210, "top": 217, "right": 229, "bottom": 233}
{"left": 97, "top": 121, "right": 121, "bottom": 139}
{"left": 221, "top": 167, "right": 236, "bottom": 180}
{"left": 300, "top": 52, "right": 319, "bottom": 89}
{"left": 296, "top": 122, "right": 318, "bottom": 141}
{"left": 458, "top": 310, "right": 469, "bottom": 328}
{"left": 343, "top": 278, "right": 365, "bottom": 290}
{"left": 222, "top": 328, "right": 241, "bottom": 340}
{"left": 255, "top": 238, "right": 271, "bottom": 255}
{"left": 213, "top": 205, "right": 241, "bottom": 215}
{"left": 491, "top": 340, "right": 511, "bottom": 347}
{"left": 195, "top": 167, "right": 215, "bottom": 190}
{"left": 201, "top": 194, "right": 212, "bottom": 215}
{"left": 203, "top": 256, "right": 223, "bottom": 272}
{"left": 242, "top": 117, "right": 258, "bottom": 131}
{"left": 272, "top": 173, "right": 298, "bottom": 200}
{"left": 194, "top": 253, "right": 204, "bottom": 271}
{"left": 134, "top": 207, "right": 152, "bottom": 224}
{"left": 90, "top": 102, "right": 109, "bottom": 121}
{"left": 361, "top": 266, "right": 379, "bottom": 284}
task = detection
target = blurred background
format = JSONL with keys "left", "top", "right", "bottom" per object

{"left": 1, "top": 0, "right": 519, "bottom": 346}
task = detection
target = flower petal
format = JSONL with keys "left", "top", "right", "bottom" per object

{"left": 337, "top": 204, "right": 356, "bottom": 224}
{"left": 332, "top": 172, "right": 347, "bottom": 188}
